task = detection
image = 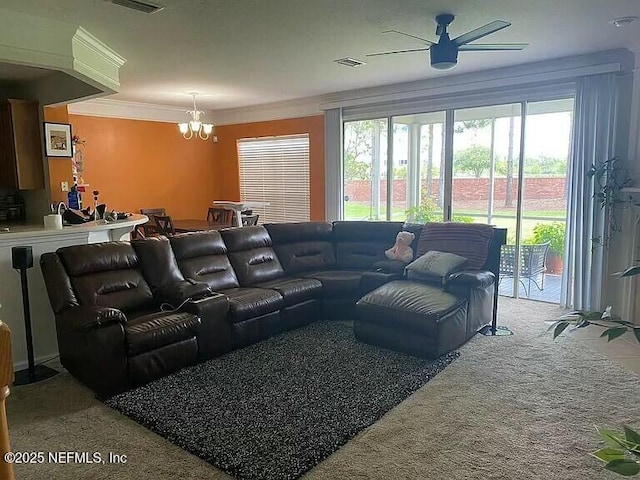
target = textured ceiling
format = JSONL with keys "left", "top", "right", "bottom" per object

{"left": 2, "top": 0, "right": 640, "bottom": 111}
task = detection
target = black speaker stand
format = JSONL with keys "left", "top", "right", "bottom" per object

{"left": 12, "top": 246, "right": 59, "bottom": 386}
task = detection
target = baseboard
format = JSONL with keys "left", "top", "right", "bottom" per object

{"left": 13, "top": 352, "right": 60, "bottom": 373}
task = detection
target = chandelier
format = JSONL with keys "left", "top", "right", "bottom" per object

{"left": 178, "top": 94, "right": 213, "bottom": 140}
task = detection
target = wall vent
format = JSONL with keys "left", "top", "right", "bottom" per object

{"left": 334, "top": 57, "right": 366, "bottom": 68}
{"left": 109, "top": 0, "right": 164, "bottom": 14}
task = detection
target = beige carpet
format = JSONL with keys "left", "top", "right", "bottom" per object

{"left": 7, "top": 298, "right": 640, "bottom": 480}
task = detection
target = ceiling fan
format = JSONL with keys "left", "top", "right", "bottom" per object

{"left": 367, "top": 14, "right": 528, "bottom": 70}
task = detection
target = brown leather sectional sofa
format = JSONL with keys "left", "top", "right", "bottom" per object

{"left": 40, "top": 221, "right": 506, "bottom": 397}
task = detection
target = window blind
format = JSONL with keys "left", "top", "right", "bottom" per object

{"left": 237, "top": 134, "right": 310, "bottom": 224}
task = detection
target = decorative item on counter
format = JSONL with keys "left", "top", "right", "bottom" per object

{"left": 67, "top": 185, "right": 81, "bottom": 210}
{"left": 71, "top": 134, "right": 86, "bottom": 182}
{"left": 92, "top": 190, "right": 100, "bottom": 220}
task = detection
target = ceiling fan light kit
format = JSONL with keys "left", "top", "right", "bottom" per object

{"left": 367, "top": 13, "right": 528, "bottom": 70}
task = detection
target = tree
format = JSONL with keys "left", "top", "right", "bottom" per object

{"left": 343, "top": 120, "right": 376, "bottom": 180}
{"left": 454, "top": 119, "right": 492, "bottom": 136}
{"left": 454, "top": 145, "right": 492, "bottom": 178}
{"left": 344, "top": 156, "right": 371, "bottom": 180}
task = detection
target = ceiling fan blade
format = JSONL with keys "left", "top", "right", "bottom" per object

{"left": 382, "top": 30, "right": 435, "bottom": 46}
{"left": 453, "top": 20, "right": 510, "bottom": 46}
{"left": 366, "top": 47, "right": 431, "bottom": 57}
{"left": 458, "top": 43, "right": 528, "bottom": 51}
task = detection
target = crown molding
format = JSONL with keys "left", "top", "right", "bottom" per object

{"left": 68, "top": 95, "right": 325, "bottom": 125}
{"left": 212, "top": 96, "right": 323, "bottom": 125}
{"left": 68, "top": 98, "right": 190, "bottom": 123}
{"left": 71, "top": 27, "right": 126, "bottom": 94}
{"left": 0, "top": 9, "right": 125, "bottom": 104}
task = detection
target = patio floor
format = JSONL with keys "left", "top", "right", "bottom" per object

{"left": 499, "top": 273, "right": 562, "bottom": 304}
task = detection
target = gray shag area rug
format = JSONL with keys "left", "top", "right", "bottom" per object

{"left": 105, "top": 322, "right": 459, "bottom": 480}
{"left": 6, "top": 297, "right": 640, "bottom": 480}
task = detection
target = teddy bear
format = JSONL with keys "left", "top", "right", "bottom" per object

{"left": 385, "top": 231, "right": 415, "bottom": 263}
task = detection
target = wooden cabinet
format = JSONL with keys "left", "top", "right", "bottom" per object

{"left": 0, "top": 99, "right": 44, "bottom": 190}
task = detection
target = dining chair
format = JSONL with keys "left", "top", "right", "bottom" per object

{"left": 140, "top": 208, "right": 166, "bottom": 236}
{"left": 153, "top": 215, "right": 175, "bottom": 236}
{"left": 206, "top": 207, "right": 234, "bottom": 227}
{"left": 241, "top": 214, "right": 259, "bottom": 226}
{"left": 131, "top": 224, "right": 146, "bottom": 240}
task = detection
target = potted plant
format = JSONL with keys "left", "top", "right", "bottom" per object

{"left": 529, "top": 222, "right": 565, "bottom": 274}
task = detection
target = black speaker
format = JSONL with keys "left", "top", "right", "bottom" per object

{"left": 11, "top": 246, "right": 33, "bottom": 270}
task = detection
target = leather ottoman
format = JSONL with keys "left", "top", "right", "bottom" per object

{"left": 354, "top": 280, "right": 469, "bottom": 359}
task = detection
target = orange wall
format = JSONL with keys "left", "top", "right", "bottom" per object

{"left": 69, "top": 115, "right": 218, "bottom": 219}
{"left": 214, "top": 115, "right": 325, "bottom": 221}
{"left": 44, "top": 106, "right": 73, "bottom": 204}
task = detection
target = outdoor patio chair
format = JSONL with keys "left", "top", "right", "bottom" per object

{"left": 499, "top": 242, "right": 550, "bottom": 296}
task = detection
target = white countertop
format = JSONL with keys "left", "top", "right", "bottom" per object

{"left": 0, "top": 214, "right": 148, "bottom": 242}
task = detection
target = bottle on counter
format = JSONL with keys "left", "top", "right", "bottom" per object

{"left": 68, "top": 185, "right": 80, "bottom": 210}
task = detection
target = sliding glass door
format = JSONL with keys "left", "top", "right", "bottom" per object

{"left": 343, "top": 119, "right": 388, "bottom": 220}
{"left": 341, "top": 97, "right": 574, "bottom": 304}
{"left": 393, "top": 112, "right": 446, "bottom": 222}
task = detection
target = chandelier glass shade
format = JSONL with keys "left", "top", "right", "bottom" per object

{"left": 178, "top": 94, "right": 213, "bottom": 140}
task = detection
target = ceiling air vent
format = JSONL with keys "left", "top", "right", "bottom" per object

{"left": 334, "top": 57, "right": 366, "bottom": 68}
{"left": 108, "top": 0, "right": 164, "bottom": 14}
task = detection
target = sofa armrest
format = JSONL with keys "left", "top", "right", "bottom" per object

{"left": 154, "top": 280, "right": 213, "bottom": 306}
{"left": 58, "top": 306, "right": 127, "bottom": 332}
{"left": 446, "top": 270, "right": 495, "bottom": 289}
{"left": 56, "top": 306, "right": 128, "bottom": 397}
{"left": 182, "top": 294, "right": 232, "bottom": 360}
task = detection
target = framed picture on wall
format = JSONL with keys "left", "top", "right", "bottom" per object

{"left": 44, "top": 122, "right": 73, "bottom": 157}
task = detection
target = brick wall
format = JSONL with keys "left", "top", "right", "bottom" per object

{"left": 344, "top": 177, "right": 566, "bottom": 203}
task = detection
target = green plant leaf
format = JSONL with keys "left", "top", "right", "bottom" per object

{"left": 616, "top": 266, "right": 640, "bottom": 278}
{"left": 624, "top": 427, "right": 640, "bottom": 445}
{"left": 601, "top": 327, "right": 628, "bottom": 342}
{"left": 599, "top": 428, "right": 629, "bottom": 449}
{"left": 634, "top": 328, "right": 640, "bottom": 344}
{"left": 605, "top": 459, "right": 640, "bottom": 476}
{"left": 553, "top": 321, "right": 570, "bottom": 339}
{"left": 593, "top": 447, "right": 626, "bottom": 463}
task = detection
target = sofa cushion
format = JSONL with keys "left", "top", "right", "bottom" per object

{"left": 71, "top": 270, "right": 154, "bottom": 313}
{"left": 170, "top": 231, "right": 240, "bottom": 290}
{"left": 58, "top": 241, "right": 138, "bottom": 276}
{"left": 254, "top": 277, "right": 323, "bottom": 307}
{"left": 125, "top": 311, "right": 200, "bottom": 356}
{"left": 221, "top": 227, "right": 285, "bottom": 286}
{"left": 132, "top": 236, "right": 184, "bottom": 290}
{"left": 220, "top": 287, "right": 284, "bottom": 323}
{"left": 356, "top": 280, "right": 467, "bottom": 334}
{"left": 405, "top": 251, "right": 468, "bottom": 284}
{"left": 332, "top": 221, "right": 403, "bottom": 269}
{"left": 416, "top": 222, "right": 494, "bottom": 270}
{"left": 303, "top": 270, "right": 363, "bottom": 298}
{"left": 265, "top": 222, "right": 336, "bottom": 273}
{"left": 58, "top": 242, "right": 155, "bottom": 313}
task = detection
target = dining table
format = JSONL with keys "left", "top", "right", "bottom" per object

{"left": 212, "top": 201, "right": 269, "bottom": 227}
{"left": 172, "top": 219, "right": 225, "bottom": 233}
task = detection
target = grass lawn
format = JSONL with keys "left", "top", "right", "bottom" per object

{"left": 344, "top": 202, "right": 565, "bottom": 243}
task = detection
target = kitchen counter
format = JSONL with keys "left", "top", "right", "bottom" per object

{"left": 0, "top": 214, "right": 148, "bottom": 371}
{"left": 0, "top": 214, "right": 147, "bottom": 242}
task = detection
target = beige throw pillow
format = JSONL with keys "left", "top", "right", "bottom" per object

{"left": 405, "top": 250, "right": 468, "bottom": 284}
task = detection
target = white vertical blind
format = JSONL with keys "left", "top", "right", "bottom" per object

{"left": 237, "top": 134, "right": 310, "bottom": 223}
